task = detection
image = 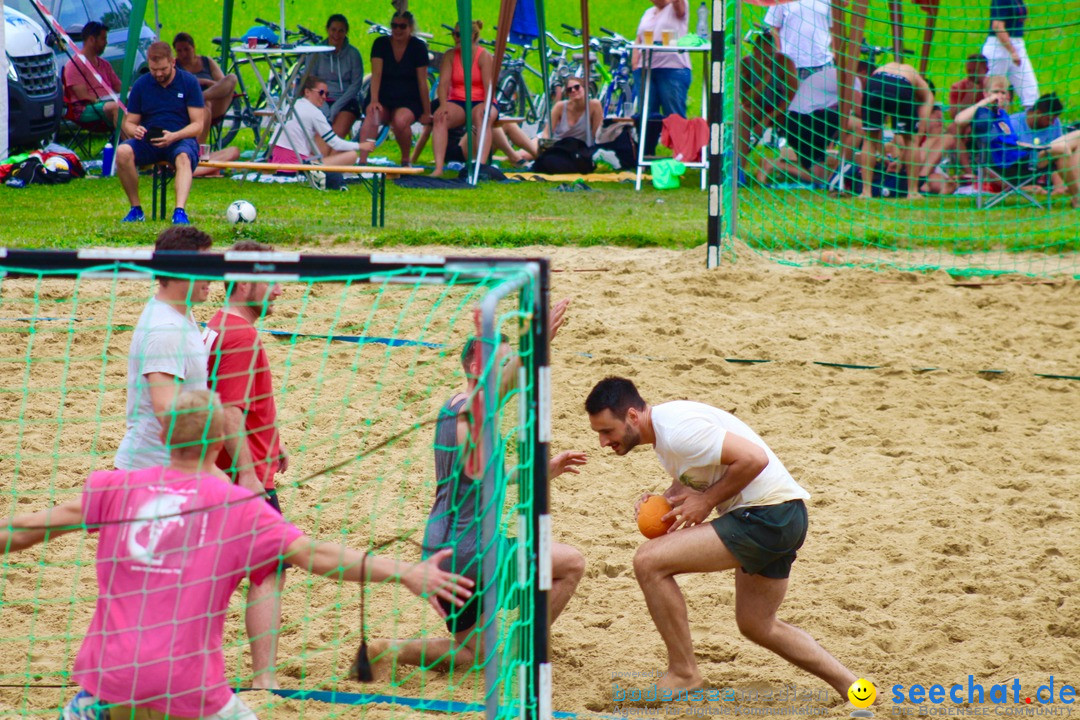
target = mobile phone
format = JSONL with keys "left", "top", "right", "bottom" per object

{"left": 145, "top": 127, "right": 165, "bottom": 141}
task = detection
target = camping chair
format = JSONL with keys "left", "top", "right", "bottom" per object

{"left": 971, "top": 132, "right": 1054, "bottom": 210}
{"left": 56, "top": 103, "right": 112, "bottom": 159}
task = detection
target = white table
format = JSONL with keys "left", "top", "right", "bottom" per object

{"left": 233, "top": 45, "right": 335, "bottom": 170}
{"left": 631, "top": 43, "right": 709, "bottom": 190}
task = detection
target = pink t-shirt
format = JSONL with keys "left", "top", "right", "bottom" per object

{"left": 72, "top": 467, "right": 303, "bottom": 717}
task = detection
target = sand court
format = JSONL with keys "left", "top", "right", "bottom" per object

{"left": 0, "top": 244, "right": 1076, "bottom": 718}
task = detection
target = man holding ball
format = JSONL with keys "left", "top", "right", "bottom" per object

{"left": 585, "top": 377, "right": 856, "bottom": 698}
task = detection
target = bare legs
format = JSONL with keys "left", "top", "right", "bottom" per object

{"left": 370, "top": 542, "right": 584, "bottom": 675}
{"left": 247, "top": 572, "right": 286, "bottom": 689}
{"left": 632, "top": 523, "right": 856, "bottom": 698}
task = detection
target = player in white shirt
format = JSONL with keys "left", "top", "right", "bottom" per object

{"left": 585, "top": 377, "right": 856, "bottom": 698}
{"left": 115, "top": 227, "right": 214, "bottom": 471}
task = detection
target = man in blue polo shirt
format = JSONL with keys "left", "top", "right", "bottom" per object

{"left": 116, "top": 41, "right": 205, "bottom": 224}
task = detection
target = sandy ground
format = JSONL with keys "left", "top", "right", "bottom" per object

{"left": 0, "top": 244, "right": 1077, "bottom": 719}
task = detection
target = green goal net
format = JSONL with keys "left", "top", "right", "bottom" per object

{"left": 715, "top": 0, "right": 1080, "bottom": 277}
{"left": 0, "top": 249, "right": 552, "bottom": 720}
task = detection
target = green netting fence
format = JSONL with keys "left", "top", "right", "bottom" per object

{"left": 0, "top": 250, "right": 550, "bottom": 720}
{"left": 717, "top": 0, "right": 1080, "bottom": 277}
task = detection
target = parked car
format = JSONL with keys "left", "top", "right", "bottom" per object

{"left": 4, "top": 6, "right": 62, "bottom": 149}
{"left": 6, "top": 0, "right": 155, "bottom": 83}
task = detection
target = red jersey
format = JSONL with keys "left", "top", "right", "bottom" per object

{"left": 206, "top": 310, "right": 282, "bottom": 488}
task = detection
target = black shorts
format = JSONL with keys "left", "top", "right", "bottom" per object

{"left": 365, "top": 95, "right": 424, "bottom": 122}
{"left": 782, "top": 107, "right": 840, "bottom": 171}
{"left": 862, "top": 72, "right": 917, "bottom": 134}
{"left": 711, "top": 500, "right": 808, "bottom": 579}
{"left": 328, "top": 96, "right": 362, "bottom": 120}
{"left": 435, "top": 537, "right": 517, "bottom": 635}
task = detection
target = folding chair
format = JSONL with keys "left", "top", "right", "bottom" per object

{"left": 150, "top": 162, "right": 174, "bottom": 220}
{"left": 56, "top": 104, "right": 112, "bottom": 159}
{"left": 972, "top": 134, "right": 1054, "bottom": 210}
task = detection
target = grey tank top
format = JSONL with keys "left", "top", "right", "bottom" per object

{"left": 554, "top": 104, "right": 591, "bottom": 142}
{"left": 422, "top": 395, "right": 482, "bottom": 580}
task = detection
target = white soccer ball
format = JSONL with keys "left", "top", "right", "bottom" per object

{"left": 44, "top": 156, "right": 70, "bottom": 173}
{"left": 226, "top": 200, "right": 257, "bottom": 224}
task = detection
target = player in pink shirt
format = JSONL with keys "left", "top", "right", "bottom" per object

{"left": 0, "top": 390, "right": 471, "bottom": 719}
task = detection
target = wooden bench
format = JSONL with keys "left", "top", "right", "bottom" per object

{"left": 197, "top": 161, "right": 424, "bottom": 227}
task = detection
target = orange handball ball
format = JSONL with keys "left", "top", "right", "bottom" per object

{"left": 637, "top": 496, "right": 675, "bottom": 539}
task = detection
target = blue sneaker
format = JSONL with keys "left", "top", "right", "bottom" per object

{"left": 171, "top": 208, "right": 190, "bottom": 225}
{"left": 121, "top": 206, "right": 145, "bottom": 223}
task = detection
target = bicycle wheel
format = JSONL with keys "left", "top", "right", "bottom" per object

{"left": 495, "top": 73, "right": 526, "bottom": 117}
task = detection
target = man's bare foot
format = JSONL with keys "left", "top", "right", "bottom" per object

{"left": 907, "top": 191, "right": 924, "bottom": 200}
{"left": 656, "top": 669, "right": 705, "bottom": 691}
{"left": 857, "top": 192, "right": 873, "bottom": 200}
{"left": 250, "top": 675, "right": 280, "bottom": 690}
{"left": 431, "top": 168, "right": 444, "bottom": 177}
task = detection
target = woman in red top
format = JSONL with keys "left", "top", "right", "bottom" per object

{"left": 431, "top": 21, "right": 497, "bottom": 177}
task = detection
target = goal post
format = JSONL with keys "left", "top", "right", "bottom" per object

{"left": 0, "top": 248, "right": 552, "bottom": 720}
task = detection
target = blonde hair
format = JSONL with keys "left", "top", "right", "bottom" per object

{"left": 167, "top": 390, "right": 224, "bottom": 458}
{"left": 984, "top": 75, "right": 1010, "bottom": 93}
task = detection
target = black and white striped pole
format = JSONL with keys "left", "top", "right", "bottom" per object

{"left": 706, "top": 0, "right": 728, "bottom": 268}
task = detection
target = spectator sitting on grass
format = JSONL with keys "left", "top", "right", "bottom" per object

{"left": 270, "top": 75, "right": 374, "bottom": 168}
{"left": 62, "top": 20, "right": 121, "bottom": 129}
{"left": 956, "top": 76, "right": 1080, "bottom": 208}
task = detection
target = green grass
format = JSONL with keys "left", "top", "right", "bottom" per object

{"left": 155, "top": 0, "right": 1080, "bottom": 124}
{"left": 1, "top": 174, "right": 1078, "bottom": 263}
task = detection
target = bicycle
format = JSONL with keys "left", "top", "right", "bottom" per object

{"left": 596, "top": 26, "right": 635, "bottom": 118}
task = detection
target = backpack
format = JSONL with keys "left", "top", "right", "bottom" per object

{"left": 8, "top": 157, "right": 72, "bottom": 186}
{"left": 532, "top": 137, "right": 595, "bottom": 175}
{"left": 591, "top": 121, "right": 638, "bottom": 171}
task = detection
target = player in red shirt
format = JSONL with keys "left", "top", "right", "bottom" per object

{"left": 206, "top": 240, "right": 288, "bottom": 689}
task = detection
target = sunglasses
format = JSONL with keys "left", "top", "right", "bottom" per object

{"left": 391, "top": 22, "right": 409, "bottom": 29}
{"left": 567, "top": 85, "right": 583, "bottom": 93}
{"left": 315, "top": 89, "right": 328, "bottom": 96}
{"left": 452, "top": 31, "right": 461, "bottom": 37}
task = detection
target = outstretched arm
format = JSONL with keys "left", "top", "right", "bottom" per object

{"left": 284, "top": 541, "right": 473, "bottom": 617}
{"left": 0, "top": 498, "right": 84, "bottom": 553}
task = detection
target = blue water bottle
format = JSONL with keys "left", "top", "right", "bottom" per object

{"left": 101, "top": 142, "right": 115, "bottom": 177}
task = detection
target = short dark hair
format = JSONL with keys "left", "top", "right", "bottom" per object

{"left": 155, "top": 226, "right": 212, "bottom": 252}
{"left": 585, "top": 377, "right": 646, "bottom": 419}
{"left": 172, "top": 31, "right": 195, "bottom": 48}
{"left": 327, "top": 13, "right": 349, "bottom": 31}
{"left": 82, "top": 21, "right": 107, "bottom": 40}
{"left": 967, "top": 53, "right": 988, "bottom": 65}
{"left": 1033, "top": 92, "right": 1064, "bottom": 117}
{"left": 460, "top": 333, "right": 510, "bottom": 370}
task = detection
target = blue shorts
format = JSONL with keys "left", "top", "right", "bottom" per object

{"left": 123, "top": 136, "right": 199, "bottom": 170}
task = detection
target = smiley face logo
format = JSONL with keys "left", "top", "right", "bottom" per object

{"left": 848, "top": 679, "right": 877, "bottom": 709}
